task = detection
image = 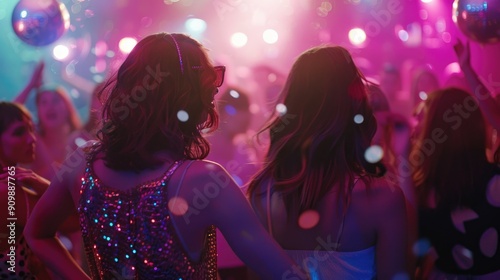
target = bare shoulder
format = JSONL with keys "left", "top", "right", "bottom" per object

{"left": 188, "top": 159, "right": 226, "bottom": 173}
{"left": 352, "top": 177, "right": 407, "bottom": 214}
{"left": 167, "top": 159, "right": 238, "bottom": 203}
{"left": 168, "top": 159, "right": 246, "bottom": 228}
{"left": 52, "top": 143, "right": 92, "bottom": 204}
{"left": 178, "top": 159, "right": 233, "bottom": 186}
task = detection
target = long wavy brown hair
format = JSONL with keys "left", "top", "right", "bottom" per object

{"left": 247, "top": 46, "right": 379, "bottom": 213}
{"left": 97, "top": 33, "right": 219, "bottom": 171}
{"left": 412, "top": 87, "right": 494, "bottom": 209}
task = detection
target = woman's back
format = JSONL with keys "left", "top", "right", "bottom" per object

{"left": 247, "top": 45, "right": 410, "bottom": 279}
{"left": 250, "top": 178, "right": 408, "bottom": 279}
{"left": 77, "top": 144, "right": 217, "bottom": 279}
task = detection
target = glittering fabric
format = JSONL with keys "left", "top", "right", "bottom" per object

{"left": 78, "top": 145, "right": 217, "bottom": 279}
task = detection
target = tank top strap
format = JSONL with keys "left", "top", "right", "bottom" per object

{"left": 174, "top": 160, "right": 196, "bottom": 198}
{"left": 334, "top": 176, "right": 363, "bottom": 251}
{"left": 265, "top": 176, "right": 364, "bottom": 250}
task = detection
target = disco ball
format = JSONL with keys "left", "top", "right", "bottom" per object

{"left": 453, "top": 0, "right": 500, "bottom": 44}
{"left": 11, "top": 0, "right": 70, "bottom": 46}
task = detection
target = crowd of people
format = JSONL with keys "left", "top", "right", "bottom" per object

{"left": 0, "top": 32, "right": 499, "bottom": 280}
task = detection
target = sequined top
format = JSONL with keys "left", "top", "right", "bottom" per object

{"left": 78, "top": 145, "right": 217, "bottom": 279}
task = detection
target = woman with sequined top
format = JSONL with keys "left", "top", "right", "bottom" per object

{"left": 24, "top": 33, "right": 297, "bottom": 280}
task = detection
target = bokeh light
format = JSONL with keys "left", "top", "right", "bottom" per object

{"left": 443, "top": 62, "right": 462, "bottom": 77}
{"left": 168, "top": 197, "right": 189, "bottom": 216}
{"left": 418, "top": 91, "right": 428, "bottom": 101}
{"left": 230, "top": 32, "right": 248, "bottom": 48}
{"left": 413, "top": 238, "right": 431, "bottom": 257}
{"left": 52, "top": 44, "right": 70, "bottom": 60}
{"left": 354, "top": 114, "right": 364, "bottom": 124}
{"left": 94, "top": 41, "right": 108, "bottom": 56}
{"left": 276, "top": 103, "right": 287, "bottom": 116}
{"left": 298, "top": 210, "right": 320, "bottom": 229}
{"left": 348, "top": 28, "right": 367, "bottom": 46}
{"left": 364, "top": 145, "right": 384, "bottom": 163}
{"left": 398, "top": 30, "right": 409, "bottom": 42}
{"left": 263, "top": 29, "right": 279, "bottom": 44}
{"left": 229, "top": 90, "right": 240, "bottom": 98}
{"left": 185, "top": 18, "right": 207, "bottom": 33}
{"left": 177, "top": 110, "right": 189, "bottom": 122}
{"left": 118, "top": 37, "right": 137, "bottom": 54}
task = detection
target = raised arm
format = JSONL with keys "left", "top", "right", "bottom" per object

{"left": 61, "top": 62, "right": 96, "bottom": 94}
{"left": 454, "top": 40, "right": 500, "bottom": 131}
{"left": 24, "top": 149, "right": 89, "bottom": 280}
{"left": 14, "top": 61, "right": 44, "bottom": 104}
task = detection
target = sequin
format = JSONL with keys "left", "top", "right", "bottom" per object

{"left": 78, "top": 144, "right": 217, "bottom": 279}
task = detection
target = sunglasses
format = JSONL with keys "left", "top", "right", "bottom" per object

{"left": 169, "top": 34, "right": 226, "bottom": 88}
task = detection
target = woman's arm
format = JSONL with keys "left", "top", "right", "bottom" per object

{"left": 374, "top": 185, "right": 411, "bottom": 280}
{"left": 60, "top": 62, "right": 96, "bottom": 94}
{"left": 180, "top": 161, "right": 301, "bottom": 280}
{"left": 24, "top": 150, "right": 89, "bottom": 280}
{"left": 454, "top": 40, "right": 500, "bottom": 131}
{"left": 14, "top": 61, "right": 44, "bottom": 104}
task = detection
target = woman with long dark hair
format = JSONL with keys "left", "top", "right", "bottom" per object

{"left": 413, "top": 87, "right": 500, "bottom": 279}
{"left": 247, "top": 46, "right": 410, "bottom": 279}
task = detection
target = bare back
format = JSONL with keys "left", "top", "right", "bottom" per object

{"left": 250, "top": 177, "right": 409, "bottom": 279}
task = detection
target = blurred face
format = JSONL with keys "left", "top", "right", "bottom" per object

{"left": 0, "top": 118, "right": 36, "bottom": 166}
{"left": 37, "top": 91, "right": 70, "bottom": 129}
{"left": 379, "top": 73, "right": 401, "bottom": 99}
{"left": 220, "top": 106, "right": 251, "bottom": 136}
{"left": 411, "top": 101, "right": 429, "bottom": 141}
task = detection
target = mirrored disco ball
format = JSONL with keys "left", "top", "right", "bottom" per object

{"left": 453, "top": 0, "right": 500, "bottom": 44}
{"left": 11, "top": 0, "right": 70, "bottom": 46}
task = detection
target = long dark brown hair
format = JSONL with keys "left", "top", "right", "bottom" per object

{"left": 247, "top": 46, "right": 379, "bottom": 213}
{"left": 97, "top": 33, "right": 219, "bottom": 171}
{"left": 412, "top": 87, "right": 492, "bottom": 209}
{"left": 0, "top": 102, "right": 32, "bottom": 135}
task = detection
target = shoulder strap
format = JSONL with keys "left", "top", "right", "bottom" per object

{"left": 334, "top": 176, "right": 362, "bottom": 251}
{"left": 174, "top": 160, "right": 196, "bottom": 198}
{"left": 266, "top": 180, "right": 273, "bottom": 237}
{"left": 265, "top": 176, "right": 362, "bottom": 249}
